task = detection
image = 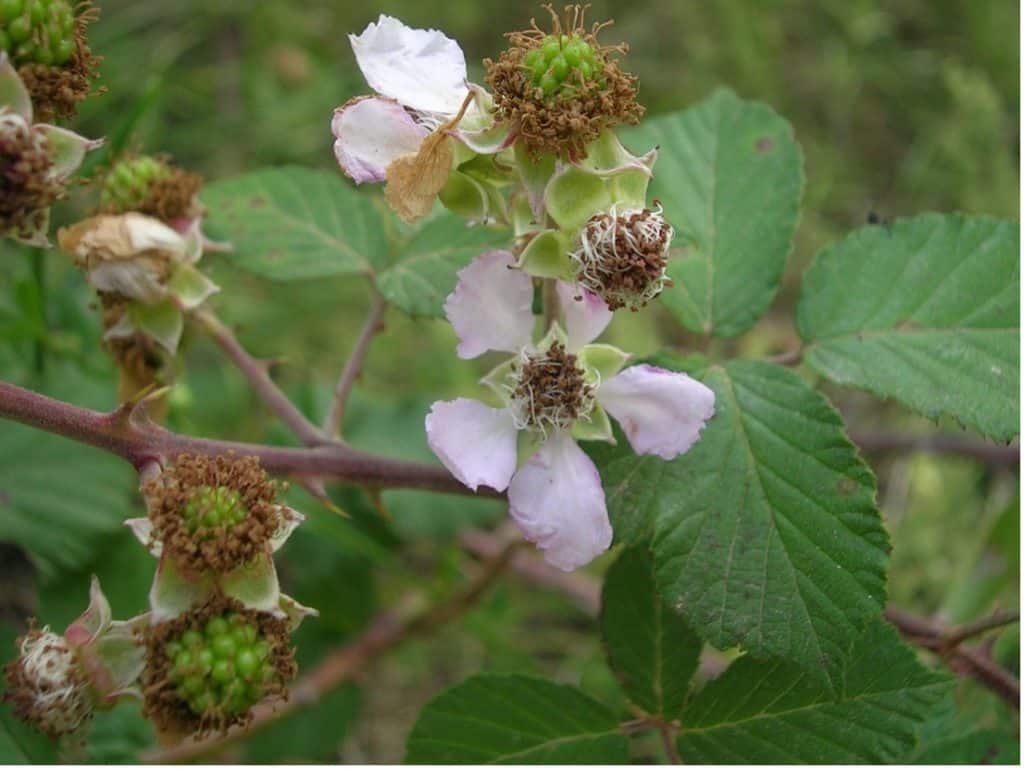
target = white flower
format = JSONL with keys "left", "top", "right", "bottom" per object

{"left": 331, "top": 16, "right": 510, "bottom": 221}
{"left": 426, "top": 252, "right": 716, "bottom": 570}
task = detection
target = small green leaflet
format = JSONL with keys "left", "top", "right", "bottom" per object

{"left": 676, "top": 620, "right": 952, "bottom": 764}
{"left": 624, "top": 88, "right": 804, "bottom": 338}
{"left": 404, "top": 674, "right": 630, "bottom": 764}
{"left": 201, "top": 166, "right": 385, "bottom": 281}
{"left": 201, "top": 167, "right": 505, "bottom": 318}
{"left": 590, "top": 360, "right": 888, "bottom": 690}
{"left": 600, "top": 545, "right": 701, "bottom": 718}
{"left": 797, "top": 213, "right": 1019, "bottom": 441}
{"left": 375, "top": 215, "right": 507, "bottom": 318}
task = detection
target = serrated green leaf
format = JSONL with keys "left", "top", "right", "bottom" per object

{"left": 0, "top": 423, "right": 135, "bottom": 580}
{"left": 375, "top": 215, "right": 507, "bottom": 318}
{"left": 797, "top": 213, "right": 1019, "bottom": 441}
{"left": 676, "top": 619, "right": 952, "bottom": 763}
{"left": 904, "top": 691, "right": 1020, "bottom": 764}
{"left": 625, "top": 88, "right": 803, "bottom": 337}
{"left": 201, "top": 166, "right": 385, "bottom": 281}
{"left": 404, "top": 674, "right": 630, "bottom": 764}
{"left": 590, "top": 360, "right": 888, "bottom": 690}
{"left": 600, "top": 545, "right": 701, "bottom": 717}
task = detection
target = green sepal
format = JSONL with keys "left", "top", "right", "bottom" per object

{"left": 517, "top": 229, "right": 573, "bottom": 279}
{"left": 440, "top": 170, "right": 489, "bottom": 220}
{"left": 579, "top": 343, "right": 632, "bottom": 382}
{"left": 515, "top": 142, "right": 556, "bottom": 219}
{"left": 130, "top": 299, "right": 184, "bottom": 353}
{"left": 36, "top": 124, "right": 101, "bottom": 180}
{"left": 512, "top": 194, "right": 545, "bottom": 238}
{"left": 537, "top": 321, "right": 569, "bottom": 350}
{"left": 149, "top": 555, "right": 215, "bottom": 623}
{"left": 0, "top": 51, "right": 31, "bottom": 120}
{"left": 219, "top": 553, "right": 282, "bottom": 615}
{"left": 517, "top": 428, "right": 544, "bottom": 464}
{"left": 481, "top": 357, "right": 517, "bottom": 405}
{"left": 543, "top": 166, "right": 610, "bottom": 232}
{"left": 167, "top": 262, "right": 219, "bottom": 311}
{"left": 571, "top": 402, "right": 615, "bottom": 443}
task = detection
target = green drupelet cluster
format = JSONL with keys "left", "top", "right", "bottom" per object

{"left": 99, "top": 155, "right": 173, "bottom": 214}
{"left": 181, "top": 485, "right": 248, "bottom": 534}
{"left": 523, "top": 33, "right": 605, "bottom": 98}
{"left": 0, "top": 0, "right": 76, "bottom": 67}
{"left": 164, "top": 613, "right": 277, "bottom": 717}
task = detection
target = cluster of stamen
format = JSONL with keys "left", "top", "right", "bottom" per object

{"left": 3, "top": 625, "right": 92, "bottom": 737}
{"left": 0, "top": 113, "right": 61, "bottom": 240}
{"left": 570, "top": 204, "right": 673, "bottom": 310}
{"left": 508, "top": 341, "right": 593, "bottom": 434}
{"left": 143, "top": 453, "right": 282, "bottom": 575}
{"left": 484, "top": 4, "right": 642, "bottom": 160}
{"left": 141, "top": 597, "right": 295, "bottom": 736}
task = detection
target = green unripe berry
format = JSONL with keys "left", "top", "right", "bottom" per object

{"left": 541, "top": 36, "right": 560, "bottom": 60}
{"left": 539, "top": 73, "right": 559, "bottom": 95}
{"left": 1, "top": 0, "right": 77, "bottom": 66}
{"left": 527, "top": 34, "right": 603, "bottom": 100}
{"left": 211, "top": 635, "right": 236, "bottom": 659}
{"left": 99, "top": 155, "right": 177, "bottom": 215}
{"left": 8, "top": 14, "right": 31, "bottom": 43}
{"left": 180, "top": 485, "right": 249, "bottom": 536}
{"left": 549, "top": 54, "right": 569, "bottom": 80}
{"left": 164, "top": 613, "right": 281, "bottom": 718}
{"left": 0, "top": 0, "right": 24, "bottom": 24}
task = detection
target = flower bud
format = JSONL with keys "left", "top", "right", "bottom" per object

{"left": 569, "top": 204, "right": 673, "bottom": 310}
{"left": 485, "top": 5, "right": 642, "bottom": 160}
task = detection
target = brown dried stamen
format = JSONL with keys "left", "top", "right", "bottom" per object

{"left": 140, "top": 595, "right": 296, "bottom": 738}
{"left": 484, "top": 4, "right": 643, "bottom": 160}
{"left": 0, "top": 117, "right": 62, "bottom": 240}
{"left": 3, "top": 622, "right": 93, "bottom": 738}
{"left": 510, "top": 341, "right": 593, "bottom": 433}
{"left": 571, "top": 205, "right": 673, "bottom": 310}
{"left": 143, "top": 454, "right": 282, "bottom": 576}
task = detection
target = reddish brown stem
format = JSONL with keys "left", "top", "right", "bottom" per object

{"left": 0, "top": 380, "right": 497, "bottom": 497}
{"left": 322, "top": 294, "right": 387, "bottom": 438}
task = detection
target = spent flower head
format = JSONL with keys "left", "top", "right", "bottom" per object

{"left": 59, "top": 212, "right": 219, "bottom": 353}
{"left": 0, "top": 51, "right": 100, "bottom": 245}
{"left": 485, "top": 4, "right": 642, "bottom": 161}
{"left": 132, "top": 453, "right": 303, "bottom": 577}
{"left": 428, "top": 251, "right": 715, "bottom": 570}
{"left": 3, "top": 578, "right": 146, "bottom": 738}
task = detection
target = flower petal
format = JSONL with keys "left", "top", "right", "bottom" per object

{"left": 597, "top": 364, "right": 716, "bottom": 460}
{"left": 425, "top": 398, "right": 519, "bottom": 492}
{"left": 350, "top": 15, "right": 469, "bottom": 114}
{"left": 557, "top": 281, "right": 612, "bottom": 351}
{"left": 508, "top": 431, "right": 611, "bottom": 571}
{"left": 444, "top": 250, "right": 535, "bottom": 358}
{"left": 332, "top": 96, "right": 427, "bottom": 184}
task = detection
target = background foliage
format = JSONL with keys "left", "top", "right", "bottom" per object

{"left": 0, "top": 0, "right": 1018, "bottom": 762}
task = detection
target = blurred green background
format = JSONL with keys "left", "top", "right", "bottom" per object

{"left": 0, "top": 0, "right": 1019, "bottom": 762}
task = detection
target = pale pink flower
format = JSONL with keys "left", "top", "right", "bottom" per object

{"left": 426, "top": 252, "right": 716, "bottom": 570}
{"left": 331, "top": 15, "right": 509, "bottom": 185}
